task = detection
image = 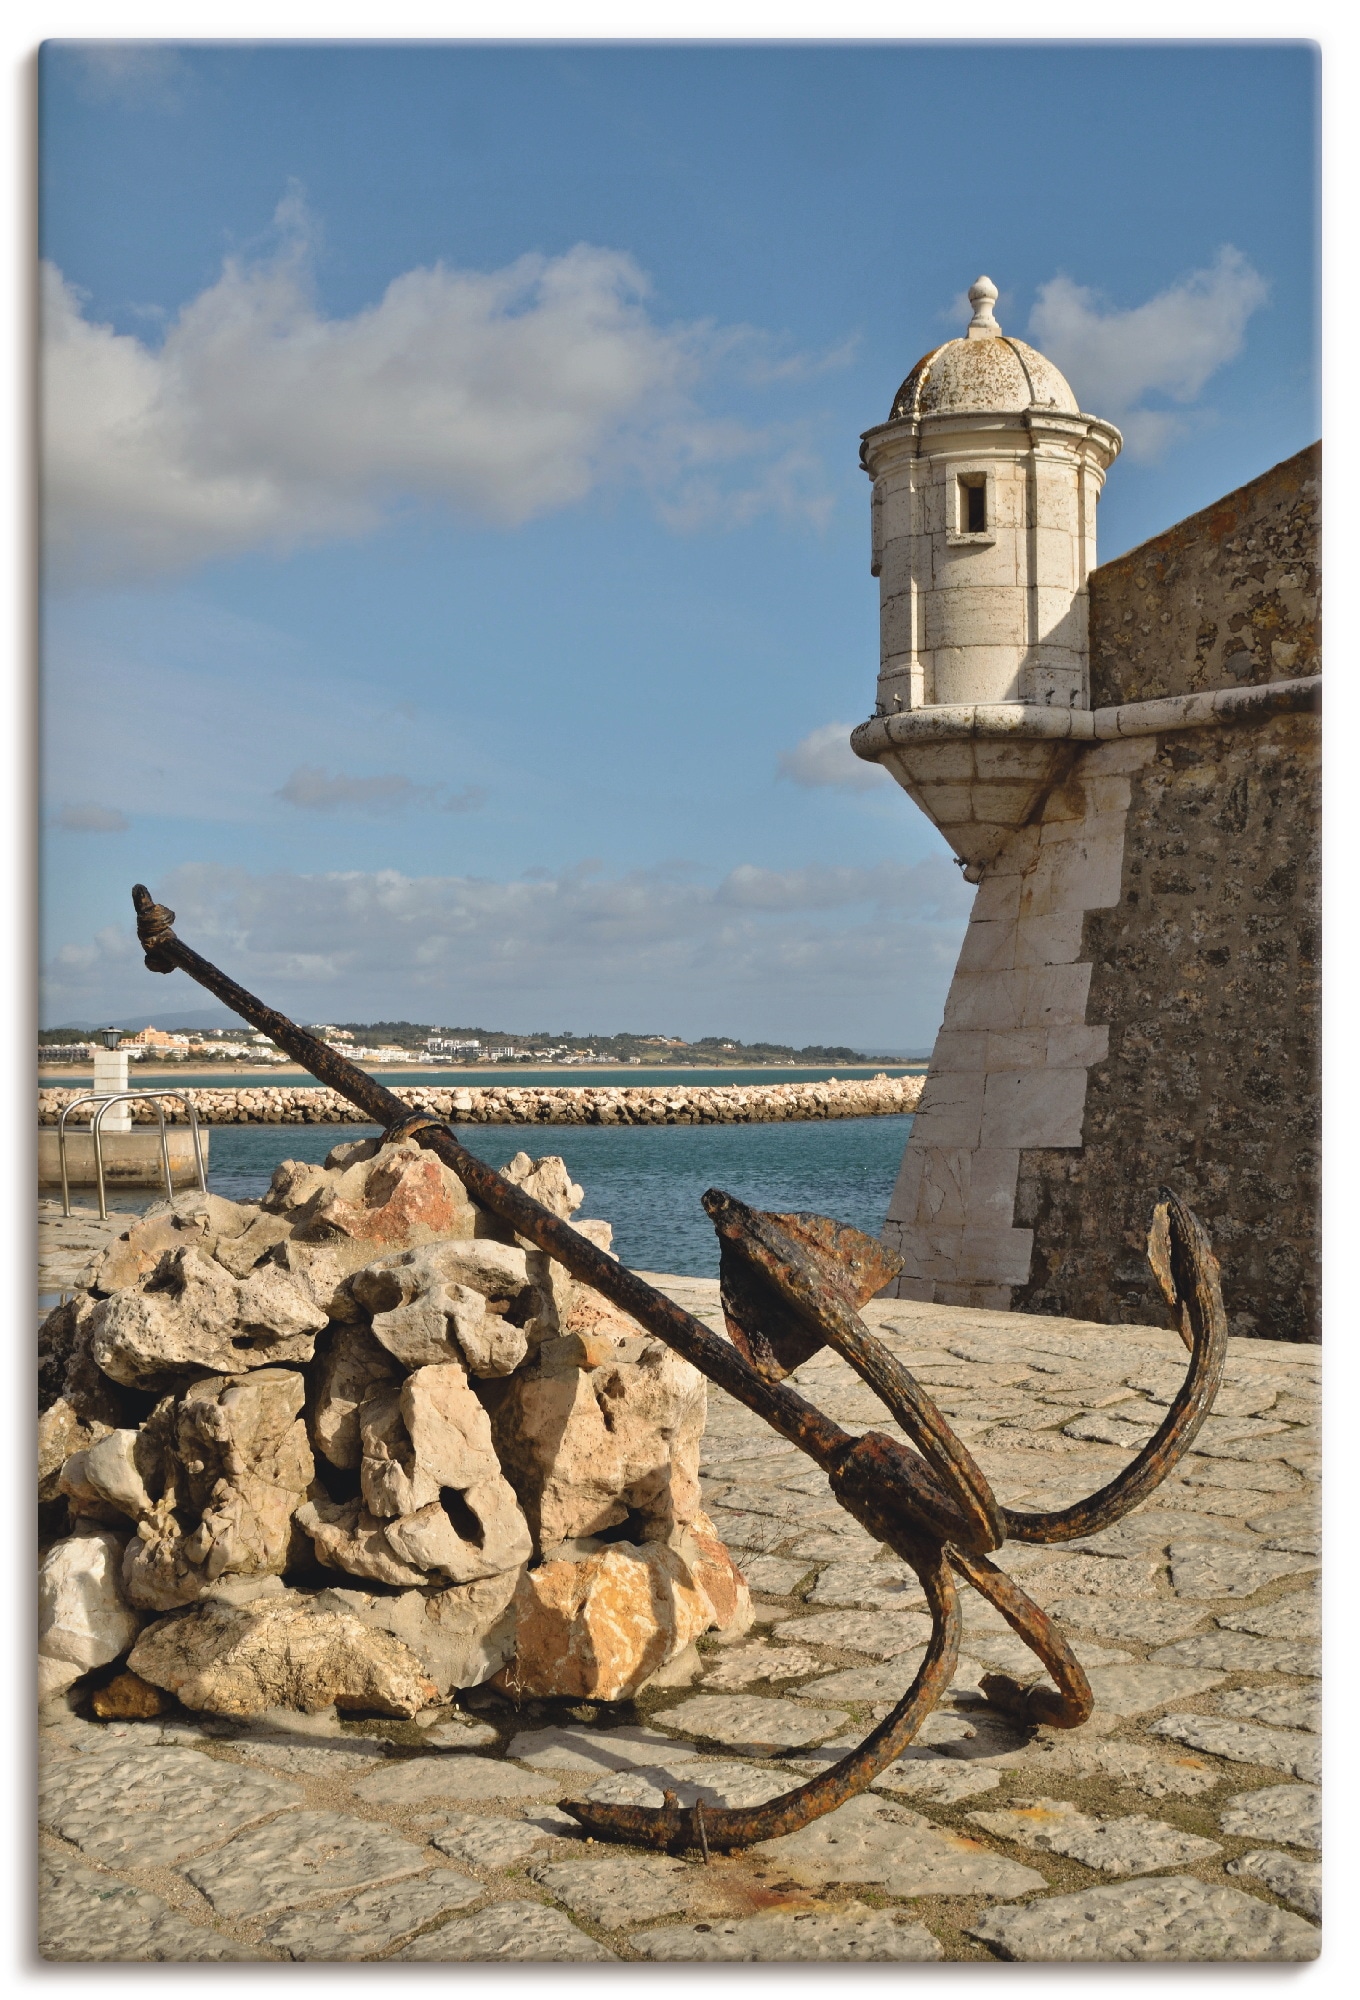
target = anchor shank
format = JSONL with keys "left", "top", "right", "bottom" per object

{"left": 129, "top": 885, "right": 852, "bottom": 1470}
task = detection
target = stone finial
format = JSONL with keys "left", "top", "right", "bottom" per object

{"left": 966, "top": 275, "right": 1001, "bottom": 340}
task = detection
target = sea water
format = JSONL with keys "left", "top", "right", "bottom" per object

{"left": 200, "top": 1115, "right": 913, "bottom": 1280}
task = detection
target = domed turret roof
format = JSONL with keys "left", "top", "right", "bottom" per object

{"left": 889, "top": 276, "right": 1081, "bottom": 423}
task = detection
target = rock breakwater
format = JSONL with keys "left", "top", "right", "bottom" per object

{"left": 40, "top": 1073, "right": 922, "bottom": 1128}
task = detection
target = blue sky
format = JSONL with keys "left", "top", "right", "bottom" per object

{"left": 39, "top": 38, "right": 1319, "bottom": 1046}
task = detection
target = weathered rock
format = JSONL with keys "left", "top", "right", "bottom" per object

{"left": 67, "top": 1428, "right": 154, "bottom": 1520}
{"left": 683, "top": 1508, "right": 752, "bottom": 1633}
{"left": 39, "top": 1528, "right": 140, "bottom": 1698}
{"left": 128, "top": 1592, "right": 438, "bottom": 1716}
{"left": 294, "top": 1494, "right": 430, "bottom": 1587}
{"left": 210, "top": 1210, "right": 295, "bottom": 1278}
{"left": 39, "top": 1397, "right": 110, "bottom": 1506}
{"left": 488, "top": 1332, "right": 705, "bottom": 1550}
{"left": 501, "top": 1149, "right": 583, "bottom": 1218}
{"left": 39, "top": 1296, "right": 93, "bottom": 1410}
{"left": 89, "top": 1245, "right": 327, "bottom": 1386}
{"left": 122, "top": 1369, "right": 314, "bottom": 1610}
{"left": 314, "top": 1571, "right": 522, "bottom": 1691}
{"left": 383, "top": 1478, "right": 533, "bottom": 1582}
{"left": 291, "top": 1140, "right": 478, "bottom": 1252}
{"left": 41, "top": 1295, "right": 130, "bottom": 1429}
{"left": 308, "top": 1323, "right": 399, "bottom": 1470}
{"left": 345, "top": 1361, "right": 533, "bottom": 1583}
{"left": 358, "top": 1385, "right": 437, "bottom": 1518}
{"left": 352, "top": 1240, "right": 537, "bottom": 1375}
{"left": 503, "top": 1539, "right": 717, "bottom": 1700}
{"left": 89, "top": 1194, "right": 260, "bottom": 1295}
{"left": 91, "top": 1669, "right": 171, "bottom": 1718}
{"left": 262, "top": 1158, "right": 335, "bottom": 1216}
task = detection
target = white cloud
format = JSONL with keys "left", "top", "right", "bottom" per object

{"left": 1028, "top": 248, "right": 1269, "bottom": 460}
{"left": 43, "top": 856, "right": 972, "bottom": 1048}
{"left": 52, "top": 803, "right": 129, "bottom": 833}
{"left": 778, "top": 722, "right": 888, "bottom": 793}
{"left": 276, "top": 767, "right": 487, "bottom": 816}
{"left": 43, "top": 198, "right": 838, "bottom": 583}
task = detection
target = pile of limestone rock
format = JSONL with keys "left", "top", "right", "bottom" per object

{"left": 37, "top": 1135, "right": 748, "bottom": 1721}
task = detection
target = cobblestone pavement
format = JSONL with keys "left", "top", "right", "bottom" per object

{"left": 39, "top": 1280, "right": 1321, "bottom": 1962}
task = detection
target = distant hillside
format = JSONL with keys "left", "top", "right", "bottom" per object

{"left": 325, "top": 1022, "right": 874, "bottom": 1065}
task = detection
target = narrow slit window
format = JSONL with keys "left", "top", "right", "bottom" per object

{"left": 961, "top": 477, "right": 987, "bottom": 534}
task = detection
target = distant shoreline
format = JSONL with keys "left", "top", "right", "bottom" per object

{"left": 39, "top": 1059, "right": 928, "bottom": 1085}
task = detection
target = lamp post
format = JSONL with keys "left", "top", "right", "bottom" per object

{"left": 92, "top": 1028, "right": 130, "bottom": 1130}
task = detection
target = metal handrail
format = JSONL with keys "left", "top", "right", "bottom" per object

{"left": 55, "top": 1089, "right": 207, "bottom": 1219}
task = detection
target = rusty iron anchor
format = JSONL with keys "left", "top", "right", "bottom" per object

{"left": 128, "top": 882, "right": 1227, "bottom": 1855}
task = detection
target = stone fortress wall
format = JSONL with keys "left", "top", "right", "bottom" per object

{"left": 879, "top": 445, "right": 1320, "bottom": 1342}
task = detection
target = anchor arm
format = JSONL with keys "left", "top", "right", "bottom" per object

{"left": 1000, "top": 1191, "right": 1228, "bottom": 1545}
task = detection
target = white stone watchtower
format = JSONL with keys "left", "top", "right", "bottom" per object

{"left": 853, "top": 279, "right": 1122, "bottom": 880}
{"left": 863, "top": 277, "right": 1121, "bottom": 714}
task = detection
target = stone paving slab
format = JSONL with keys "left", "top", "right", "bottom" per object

{"left": 1009, "top": 1734, "right": 1221, "bottom": 1799}
{"left": 1218, "top": 1784, "right": 1320, "bottom": 1849}
{"left": 1077, "top": 1662, "right": 1227, "bottom": 1717}
{"left": 259, "top": 1868, "right": 485, "bottom": 1958}
{"left": 633, "top": 1905, "right": 944, "bottom": 1960}
{"left": 772, "top": 1607, "right": 934, "bottom": 1655}
{"left": 352, "top": 1751, "right": 557, "bottom": 1803}
{"left": 805, "top": 1557, "right": 928, "bottom": 1609}
{"left": 968, "top": 1875, "right": 1319, "bottom": 1960}
{"left": 182, "top": 1808, "right": 428, "bottom": 1918}
{"left": 581, "top": 1758, "right": 793, "bottom": 1810}
{"left": 1168, "top": 1541, "right": 1319, "bottom": 1598}
{"left": 1151, "top": 1713, "right": 1322, "bottom": 1783}
{"left": 507, "top": 1724, "right": 699, "bottom": 1772}
{"left": 1220, "top": 1589, "right": 1321, "bottom": 1640}
{"left": 872, "top": 1756, "right": 1003, "bottom": 1803}
{"left": 657, "top": 1693, "right": 849, "bottom": 1753}
{"left": 1227, "top": 1849, "right": 1321, "bottom": 1920}
{"left": 392, "top": 1898, "right": 617, "bottom": 1959}
{"left": 39, "top": 1743, "right": 300, "bottom": 1868}
{"left": 749, "top": 1792, "right": 1048, "bottom": 1897}
{"left": 1214, "top": 1685, "right": 1321, "bottom": 1732}
{"left": 1154, "top": 1631, "right": 1321, "bottom": 1675}
{"left": 432, "top": 1812, "right": 561, "bottom": 1869}
{"left": 967, "top": 1796, "right": 1222, "bottom": 1874}
{"left": 225, "top": 1738, "right": 390, "bottom": 1775}
{"left": 39, "top": 1849, "right": 268, "bottom": 1961}
{"left": 737, "top": 1556, "right": 817, "bottom": 1595}
{"left": 527, "top": 1851, "right": 706, "bottom": 1926}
